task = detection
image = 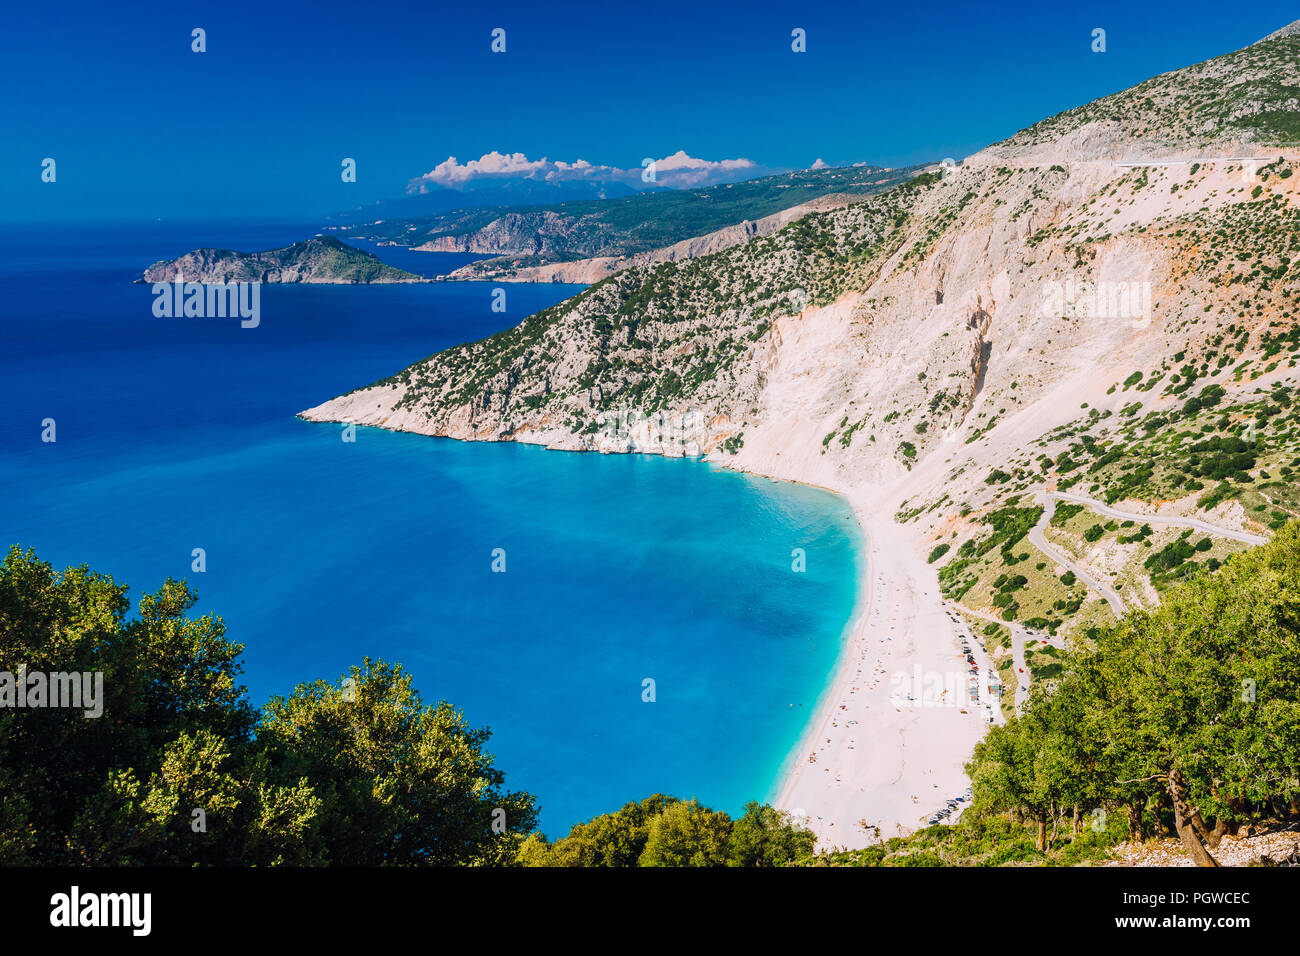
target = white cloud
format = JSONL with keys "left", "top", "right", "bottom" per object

{"left": 809, "top": 157, "right": 829, "bottom": 170}
{"left": 407, "top": 149, "right": 769, "bottom": 193}
{"left": 647, "top": 149, "right": 757, "bottom": 186}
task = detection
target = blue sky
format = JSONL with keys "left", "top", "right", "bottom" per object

{"left": 2, "top": 0, "right": 1296, "bottom": 222}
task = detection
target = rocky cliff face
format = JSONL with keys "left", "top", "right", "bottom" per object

{"left": 302, "top": 27, "right": 1300, "bottom": 583}
{"left": 304, "top": 181, "right": 915, "bottom": 457}
{"left": 141, "top": 237, "right": 424, "bottom": 284}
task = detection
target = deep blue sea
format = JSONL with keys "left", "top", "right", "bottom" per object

{"left": 0, "top": 221, "right": 861, "bottom": 832}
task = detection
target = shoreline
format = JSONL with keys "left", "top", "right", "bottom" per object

{"left": 295, "top": 416, "right": 995, "bottom": 848}
{"left": 767, "top": 487, "right": 992, "bottom": 851}
{"left": 765, "top": 495, "right": 875, "bottom": 804}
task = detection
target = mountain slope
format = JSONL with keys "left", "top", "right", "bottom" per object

{"left": 302, "top": 26, "right": 1300, "bottom": 643}
{"left": 436, "top": 193, "right": 884, "bottom": 285}
{"left": 992, "top": 26, "right": 1300, "bottom": 160}
{"left": 141, "top": 236, "right": 424, "bottom": 284}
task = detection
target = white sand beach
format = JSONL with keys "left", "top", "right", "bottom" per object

{"left": 771, "top": 492, "right": 995, "bottom": 850}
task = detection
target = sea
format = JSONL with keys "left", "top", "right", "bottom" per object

{"left": 0, "top": 220, "right": 861, "bottom": 833}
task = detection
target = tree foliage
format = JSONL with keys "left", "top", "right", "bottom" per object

{"left": 0, "top": 546, "right": 534, "bottom": 865}
{"left": 1, "top": 547, "right": 812, "bottom": 867}
{"left": 517, "top": 797, "right": 814, "bottom": 867}
{"left": 967, "top": 523, "right": 1300, "bottom": 864}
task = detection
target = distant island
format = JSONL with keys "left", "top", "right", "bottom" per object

{"left": 139, "top": 236, "right": 425, "bottom": 285}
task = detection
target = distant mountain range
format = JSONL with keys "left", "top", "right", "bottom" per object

{"left": 331, "top": 164, "right": 921, "bottom": 280}
{"left": 325, "top": 176, "right": 648, "bottom": 225}
{"left": 327, "top": 149, "right": 789, "bottom": 225}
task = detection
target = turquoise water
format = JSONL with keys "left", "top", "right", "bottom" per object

{"left": 0, "top": 222, "right": 861, "bottom": 832}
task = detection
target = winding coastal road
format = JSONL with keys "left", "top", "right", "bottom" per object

{"left": 1046, "top": 490, "right": 1268, "bottom": 545}
{"left": 1029, "top": 492, "right": 1127, "bottom": 616}
{"left": 950, "top": 489, "right": 1270, "bottom": 714}
{"left": 1025, "top": 487, "right": 1271, "bottom": 621}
